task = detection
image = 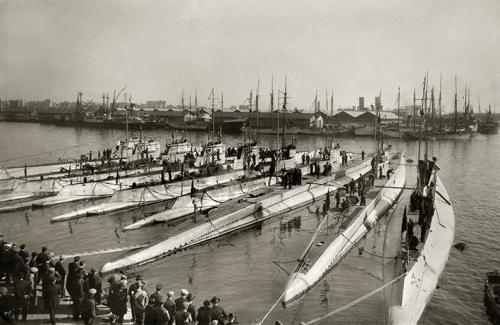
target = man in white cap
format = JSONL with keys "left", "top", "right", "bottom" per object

{"left": 175, "top": 289, "right": 188, "bottom": 311}
{"left": 81, "top": 288, "right": 97, "bottom": 325}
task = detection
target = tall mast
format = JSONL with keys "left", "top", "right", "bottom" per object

{"left": 431, "top": 87, "right": 435, "bottom": 131}
{"left": 195, "top": 88, "right": 198, "bottom": 113}
{"left": 314, "top": 90, "right": 318, "bottom": 113}
{"left": 189, "top": 95, "right": 192, "bottom": 113}
{"left": 209, "top": 88, "right": 215, "bottom": 143}
{"left": 330, "top": 91, "right": 334, "bottom": 117}
{"left": 325, "top": 88, "right": 328, "bottom": 113}
{"left": 181, "top": 88, "right": 185, "bottom": 110}
{"left": 438, "top": 73, "right": 442, "bottom": 131}
{"left": 397, "top": 86, "right": 400, "bottom": 131}
{"left": 270, "top": 76, "right": 274, "bottom": 129}
{"left": 413, "top": 88, "right": 416, "bottom": 131}
{"left": 454, "top": 76, "right": 458, "bottom": 131}
{"left": 220, "top": 91, "right": 224, "bottom": 137}
{"left": 281, "top": 75, "right": 288, "bottom": 149}
{"left": 256, "top": 79, "right": 260, "bottom": 142}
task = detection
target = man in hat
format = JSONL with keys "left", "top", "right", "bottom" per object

{"left": 196, "top": 300, "right": 211, "bottom": 325}
{"left": 186, "top": 293, "right": 196, "bottom": 322}
{"left": 133, "top": 280, "right": 149, "bottom": 325}
{"left": 153, "top": 296, "right": 170, "bottom": 325}
{"left": 18, "top": 244, "right": 29, "bottom": 263}
{"left": 0, "top": 286, "right": 15, "bottom": 324}
{"left": 209, "top": 297, "right": 227, "bottom": 325}
{"left": 85, "top": 268, "right": 102, "bottom": 305}
{"left": 55, "top": 256, "right": 66, "bottom": 297}
{"left": 71, "top": 266, "right": 85, "bottom": 321}
{"left": 81, "top": 288, "right": 97, "bottom": 325}
{"left": 163, "top": 291, "right": 176, "bottom": 325}
{"left": 66, "top": 256, "right": 80, "bottom": 297}
{"left": 37, "top": 246, "right": 50, "bottom": 277}
{"left": 150, "top": 283, "right": 165, "bottom": 306}
{"left": 128, "top": 275, "right": 143, "bottom": 321}
{"left": 43, "top": 276, "right": 59, "bottom": 325}
{"left": 175, "top": 289, "right": 188, "bottom": 311}
{"left": 13, "top": 272, "right": 32, "bottom": 321}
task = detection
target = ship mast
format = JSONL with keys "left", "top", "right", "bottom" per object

{"left": 454, "top": 76, "right": 458, "bottom": 131}
{"left": 438, "top": 74, "right": 442, "bottom": 131}
{"left": 281, "top": 75, "right": 288, "bottom": 149}
{"left": 220, "top": 91, "right": 224, "bottom": 137}
{"left": 397, "top": 86, "right": 400, "bottom": 132}
{"left": 270, "top": 76, "right": 274, "bottom": 130}
{"left": 255, "top": 79, "right": 260, "bottom": 142}
{"left": 413, "top": 88, "right": 416, "bottom": 131}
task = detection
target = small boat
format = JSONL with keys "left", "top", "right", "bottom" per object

{"left": 282, "top": 152, "right": 405, "bottom": 305}
{"left": 478, "top": 105, "right": 498, "bottom": 135}
{"left": 484, "top": 271, "right": 500, "bottom": 324}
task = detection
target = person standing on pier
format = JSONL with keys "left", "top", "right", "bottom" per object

{"left": 55, "top": 256, "right": 66, "bottom": 298}
{"left": 128, "top": 275, "right": 143, "bottom": 321}
{"left": 197, "top": 300, "right": 212, "bottom": 325}
{"left": 133, "top": 280, "right": 149, "bottom": 325}
{"left": 209, "top": 297, "right": 227, "bottom": 325}
{"left": 163, "top": 291, "right": 176, "bottom": 325}
{"left": 13, "top": 273, "right": 31, "bottom": 321}
{"left": 361, "top": 150, "right": 365, "bottom": 160}
{"left": 81, "top": 288, "right": 97, "bottom": 325}
{"left": 43, "top": 276, "right": 59, "bottom": 325}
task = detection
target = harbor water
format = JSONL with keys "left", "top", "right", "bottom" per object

{"left": 0, "top": 122, "right": 498, "bottom": 324}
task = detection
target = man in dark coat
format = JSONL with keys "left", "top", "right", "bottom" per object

{"left": 43, "top": 276, "right": 59, "bottom": 325}
{"left": 186, "top": 293, "right": 196, "bottom": 322}
{"left": 163, "top": 291, "right": 176, "bottom": 325}
{"left": 13, "top": 274, "right": 32, "bottom": 321}
{"left": 0, "top": 286, "right": 15, "bottom": 324}
{"left": 66, "top": 256, "right": 80, "bottom": 297}
{"left": 71, "top": 272, "right": 84, "bottom": 320}
{"left": 127, "top": 275, "right": 142, "bottom": 321}
{"left": 175, "top": 289, "right": 188, "bottom": 312}
{"left": 37, "top": 246, "right": 50, "bottom": 277}
{"left": 196, "top": 300, "right": 211, "bottom": 325}
{"left": 84, "top": 268, "right": 102, "bottom": 304}
{"left": 209, "top": 297, "right": 227, "bottom": 325}
{"left": 54, "top": 256, "right": 66, "bottom": 297}
{"left": 111, "top": 279, "right": 128, "bottom": 324}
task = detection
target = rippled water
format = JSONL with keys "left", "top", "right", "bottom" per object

{"left": 0, "top": 122, "right": 498, "bottom": 324}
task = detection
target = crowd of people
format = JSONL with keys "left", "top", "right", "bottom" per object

{"left": 0, "top": 238, "right": 239, "bottom": 325}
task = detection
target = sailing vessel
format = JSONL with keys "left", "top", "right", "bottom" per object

{"left": 478, "top": 105, "right": 498, "bottom": 134}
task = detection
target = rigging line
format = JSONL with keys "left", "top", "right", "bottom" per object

{"left": 272, "top": 261, "right": 291, "bottom": 275}
{"left": 302, "top": 271, "right": 408, "bottom": 325}
{"left": 256, "top": 290, "right": 287, "bottom": 325}
{"left": 339, "top": 232, "right": 397, "bottom": 260}
{"left": 206, "top": 218, "right": 235, "bottom": 247}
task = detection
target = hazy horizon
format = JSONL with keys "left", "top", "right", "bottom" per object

{"left": 1, "top": 0, "right": 499, "bottom": 113}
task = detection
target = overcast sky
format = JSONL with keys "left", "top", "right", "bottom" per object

{"left": 1, "top": 0, "right": 499, "bottom": 113}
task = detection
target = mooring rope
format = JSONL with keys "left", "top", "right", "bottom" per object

{"left": 301, "top": 271, "right": 408, "bottom": 324}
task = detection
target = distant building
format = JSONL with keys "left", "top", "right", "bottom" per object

{"left": 358, "top": 97, "right": 365, "bottom": 110}
{"left": 144, "top": 100, "right": 166, "bottom": 109}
